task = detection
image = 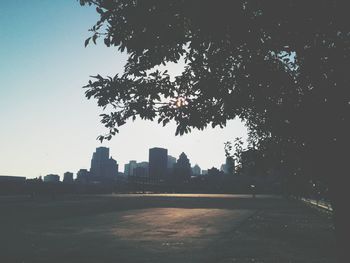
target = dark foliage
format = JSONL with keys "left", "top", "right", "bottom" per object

{"left": 79, "top": 0, "right": 348, "bottom": 160}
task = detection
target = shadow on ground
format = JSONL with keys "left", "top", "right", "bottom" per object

{"left": 0, "top": 194, "right": 336, "bottom": 263}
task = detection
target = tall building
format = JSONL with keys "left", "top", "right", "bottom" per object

{"left": 192, "top": 164, "right": 201, "bottom": 176}
{"left": 63, "top": 172, "right": 74, "bottom": 183}
{"left": 129, "top": 160, "right": 137, "bottom": 176}
{"left": 173, "top": 152, "right": 192, "bottom": 183}
{"left": 220, "top": 164, "right": 226, "bottom": 173}
{"left": 137, "top": 161, "right": 149, "bottom": 169}
{"left": 149, "top": 147, "right": 168, "bottom": 182}
{"left": 167, "top": 155, "right": 177, "bottom": 176}
{"left": 90, "top": 147, "right": 118, "bottom": 182}
{"left": 167, "top": 155, "right": 177, "bottom": 169}
{"left": 124, "top": 160, "right": 138, "bottom": 176}
{"left": 220, "top": 157, "right": 235, "bottom": 175}
{"left": 124, "top": 163, "right": 130, "bottom": 176}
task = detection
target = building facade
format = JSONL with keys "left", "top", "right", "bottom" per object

{"left": 136, "top": 162, "right": 149, "bottom": 177}
{"left": 44, "top": 174, "right": 60, "bottom": 183}
{"left": 90, "top": 147, "right": 118, "bottom": 182}
{"left": 220, "top": 157, "right": 235, "bottom": 175}
{"left": 173, "top": 152, "right": 192, "bottom": 183}
{"left": 76, "top": 169, "right": 90, "bottom": 183}
{"left": 0, "top": 175, "right": 26, "bottom": 183}
{"left": 63, "top": 172, "right": 74, "bottom": 183}
{"left": 149, "top": 147, "right": 168, "bottom": 182}
{"left": 191, "top": 164, "right": 201, "bottom": 176}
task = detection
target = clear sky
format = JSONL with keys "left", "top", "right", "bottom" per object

{"left": 0, "top": 0, "right": 247, "bottom": 178}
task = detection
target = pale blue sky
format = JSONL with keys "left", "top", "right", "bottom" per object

{"left": 0, "top": 0, "right": 247, "bottom": 178}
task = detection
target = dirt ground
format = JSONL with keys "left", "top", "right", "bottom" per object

{"left": 0, "top": 194, "right": 336, "bottom": 263}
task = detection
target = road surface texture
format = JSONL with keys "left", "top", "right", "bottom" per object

{"left": 0, "top": 194, "right": 336, "bottom": 263}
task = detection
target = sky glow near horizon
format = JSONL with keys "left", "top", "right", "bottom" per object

{"left": 0, "top": 1, "right": 248, "bottom": 178}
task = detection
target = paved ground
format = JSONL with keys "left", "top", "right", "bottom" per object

{"left": 0, "top": 194, "right": 337, "bottom": 263}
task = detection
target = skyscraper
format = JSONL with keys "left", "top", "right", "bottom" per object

{"left": 124, "top": 163, "right": 130, "bottom": 176}
{"left": 192, "top": 164, "right": 201, "bottom": 176}
{"left": 149, "top": 147, "right": 168, "bottom": 182}
{"left": 124, "top": 160, "right": 138, "bottom": 176}
{"left": 167, "top": 155, "right": 177, "bottom": 169}
{"left": 220, "top": 157, "right": 235, "bottom": 175}
{"left": 129, "top": 160, "right": 137, "bottom": 176}
{"left": 174, "top": 152, "right": 192, "bottom": 183}
{"left": 90, "top": 147, "right": 118, "bottom": 182}
{"left": 167, "top": 155, "right": 177, "bottom": 176}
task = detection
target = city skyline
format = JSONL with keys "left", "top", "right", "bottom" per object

{"left": 39, "top": 146, "right": 233, "bottom": 181}
{"left": 0, "top": 1, "right": 248, "bottom": 178}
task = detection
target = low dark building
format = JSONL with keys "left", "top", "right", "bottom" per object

{"left": 63, "top": 172, "right": 74, "bottom": 183}
{"left": 0, "top": 175, "right": 26, "bottom": 183}
{"left": 76, "top": 169, "right": 90, "bottom": 183}
{"left": 44, "top": 174, "right": 60, "bottom": 183}
{"left": 0, "top": 175, "right": 26, "bottom": 195}
{"left": 207, "top": 167, "right": 223, "bottom": 177}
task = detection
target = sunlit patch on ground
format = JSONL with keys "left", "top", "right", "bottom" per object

{"left": 111, "top": 208, "right": 253, "bottom": 240}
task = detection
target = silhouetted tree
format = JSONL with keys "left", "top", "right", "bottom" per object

{"left": 79, "top": 1, "right": 349, "bottom": 260}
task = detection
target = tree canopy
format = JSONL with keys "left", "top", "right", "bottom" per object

{"left": 79, "top": 0, "right": 348, "bottom": 172}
